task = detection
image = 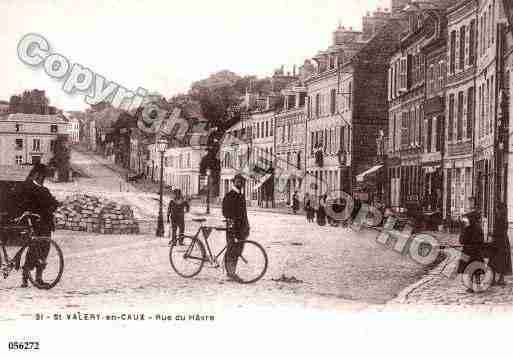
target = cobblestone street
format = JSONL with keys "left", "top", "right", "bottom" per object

{"left": 0, "top": 210, "right": 429, "bottom": 321}
{"left": 390, "top": 253, "right": 513, "bottom": 306}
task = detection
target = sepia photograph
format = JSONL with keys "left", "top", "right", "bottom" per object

{"left": 1, "top": 0, "right": 513, "bottom": 357}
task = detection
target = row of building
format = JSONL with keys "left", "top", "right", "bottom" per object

{"left": 78, "top": 0, "right": 513, "bottom": 236}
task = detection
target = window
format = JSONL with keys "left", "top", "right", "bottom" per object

{"left": 265, "top": 121, "right": 269, "bottom": 137}
{"left": 299, "top": 93, "right": 306, "bottom": 107}
{"left": 448, "top": 94, "right": 455, "bottom": 141}
{"left": 348, "top": 82, "right": 352, "bottom": 110}
{"left": 450, "top": 31, "right": 456, "bottom": 73}
{"left": 32, "top": 155, "right": 41, "bottom": 165}
{"left": 329, "top": 56, "right": 335, "bottom": 69}
{"left": 33, "top": 138, "right": 41, "bottom": 152}
{"left": 427, "top": 116, "right": 433, "bottom": 152}
{"left": 50, "top": 140, "right": 56, "bottom": 152}
{"left": 270, "top": 119, "right": 273, "bottom": 136}
{"left": 469, "top": 20, "right": 476, "bottom": 65}
{"left": 15, "top": 124, "right": 22, "bottom": 132}
{"left": 459, "top": 26, "right": 466, "bottom": 70}
{"left": 15, "top": 138, "right": 23, "bottom": 150}
{"left": 315, "top": 94, "right": 320, "bottom": 117}
{"left": 288, "top": 95, "right": 295, "bottom": 110}
{"left": 50, "top": 124, "right": 58, "bottom": 133}
{"left": 15, "top": 155, "right": 23, "bottom": 165}
{"left": 492, "top": 4, "right": 495, "bottom": 44}
{"left": 457, "top": 92, "right": 464, "bottom": 140}
{"left": 490, "top": 75, "right": 494, "bottom": 134}
{"left": 330, "top": 89, "right": 337, "bottom": 115}
{"left": 467, "top": 87, "right": 474, "bottom": 140}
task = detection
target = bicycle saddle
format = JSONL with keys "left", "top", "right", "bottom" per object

{"left": 192, "top": 218, "right": 207, "bottom": 223}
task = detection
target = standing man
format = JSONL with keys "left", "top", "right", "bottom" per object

{"left": 14, "top": 164, "right": 60, "bottom": 288}
{"left": 222, "top": 174, "right": 250, "bottom": 280}
{"left": 167, "top": 188, "right": 190, "bottom": 245}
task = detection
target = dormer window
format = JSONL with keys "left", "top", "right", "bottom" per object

{"left": 51, "top": 124, "right": 58, "bottom": 133}
{"left": 15, "top": 124, "right": 22, "bottom": 132}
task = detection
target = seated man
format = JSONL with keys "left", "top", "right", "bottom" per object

{"left": 12, "top": 164, "right": 60, "bottom": 288}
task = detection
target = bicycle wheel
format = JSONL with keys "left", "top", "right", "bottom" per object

{"left": 26, "top": 238, "right": 64, "bottom": 290}
{"left": 225, "top": 240, "right": 268, "bottom": 284}
{"left": 169, "top": 235, "right": 205, "bottom": 278}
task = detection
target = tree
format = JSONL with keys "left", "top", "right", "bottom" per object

{"left": 9, "top": 89, "right": 50, "bottom": 114}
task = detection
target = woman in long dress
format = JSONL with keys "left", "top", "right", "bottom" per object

{"left": 489, "top": 202, "right": 512, "bottom": 286}
{"left": 316, "top": 194, "right": 327, "bottom": 226}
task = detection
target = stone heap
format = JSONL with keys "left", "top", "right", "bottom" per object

{"left": 54, "top": 194, "right": 139, "bottom": 234}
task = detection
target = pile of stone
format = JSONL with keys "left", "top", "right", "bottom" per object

{"left": 54, "top": 194, "right": 139, "bottom": 234}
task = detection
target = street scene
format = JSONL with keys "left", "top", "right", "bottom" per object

{"left": 1, "top": 0, "right": 513, "bottom": 339}
{"left": 1, "top": 149, "right": 429, "bottom": 320}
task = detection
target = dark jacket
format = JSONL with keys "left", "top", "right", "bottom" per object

{"left": 167, "top": 199, "right": 189, "bottom": 222}
{"left": 457, "top": 211, "right": 484, "bottom": 274}
{"left": 222, "top": 188, "right": 249, "bottom": 237}
{"left": 12, "top": 180, "right": 59, "bottom": 235}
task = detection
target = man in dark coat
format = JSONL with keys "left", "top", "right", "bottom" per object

{"left": 13, "top": 164, "right": 60, "bottom": 288}
{"left": 222, "top": 173, "right": 250, "bottom": 280}
{"left": 167, "top": 188, "right": 190, "bottom": 245}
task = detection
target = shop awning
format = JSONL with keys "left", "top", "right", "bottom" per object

{"left": 253, "top": 173, "right": 272, "bottom": 191}
{"left": 356, "top": 165, "right": 383, "bottom": 183}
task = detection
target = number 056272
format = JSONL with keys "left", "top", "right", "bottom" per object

{"left": 8, "top": 341, "right": 40, "bottom": 350}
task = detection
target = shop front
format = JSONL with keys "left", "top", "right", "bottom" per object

{"left": 355, "top": 164, "right": 385, "bottom": 207}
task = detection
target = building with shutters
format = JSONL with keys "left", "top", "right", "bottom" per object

{"left": 219, "top": 106, "right": 276, "bottom": 207}
{"left": 0, "top": 113, "right": 69, "bottom": 167}
{"left": 387, "top": 1, "right": 455, "bottom": 213}
{"left": 443, "top": 0, "right": 478, "bottom": 222}
{"left": 305, "top": 12, "right": 407, "bottom": 202}
{"left": 274, "top": 78, "right": 308, "bottom": 205}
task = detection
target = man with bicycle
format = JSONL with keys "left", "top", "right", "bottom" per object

{"left": 222, "top": 173, "right": 250, "bottom": 280}
{"left": 13, "top": 164, "right": 60, "bottom": 288}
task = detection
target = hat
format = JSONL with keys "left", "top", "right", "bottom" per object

{"left": 232, "top": 173, "right": 246, "bottom": 182}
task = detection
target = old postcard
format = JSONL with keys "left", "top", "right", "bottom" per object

{"left": 1, "top": 0, "right": 513, "bottom": 357}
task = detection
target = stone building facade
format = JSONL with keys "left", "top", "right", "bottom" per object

{"left": 0, "top": 113, "right": 69, "bottom": 166}
{"left": 274, "top": 82, "right": 307, "bottom": 205}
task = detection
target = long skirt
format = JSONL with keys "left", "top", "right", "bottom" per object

{"left": 489, "top": 235, "right": 513, "bottom": 275}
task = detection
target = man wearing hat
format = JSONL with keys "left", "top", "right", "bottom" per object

{"left": 222, "top": 173, "right": 250, "bottom": 280}
{"left": 13, "top": 164, "right": 60, "bottom": 288}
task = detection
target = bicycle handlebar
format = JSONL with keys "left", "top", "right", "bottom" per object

{"left": 14, "top": 211, "right": 41, "bottom": 224}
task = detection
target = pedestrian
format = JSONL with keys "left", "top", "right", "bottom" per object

{"left": 456, "top": 210, "right": 485, "bottom": 293}
{"left": 489, "top": 202, "right": 512, "bottom": 286}
{"left": 167, "top": 189, "right": 190, "bottom": 245}
{"left": 304, "top": 193, "right": 312, "bottom": 223}
{"left": 222, "top": 173, "right": 250, "bottom": 281}
{"left": 316, "top": 194, "right": 327, "bottom": 226}
{"left": 13, "top": 164, "right": 60, "bottom": 288}
{"left": 292, "top": 191, "right": 299, "bottom": 215}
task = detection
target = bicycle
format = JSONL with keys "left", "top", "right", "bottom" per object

{"left": 169, "top": 218, "right": 268, "bottom": 284}
{"left": 0, "top": 211, "right": 64, "bottom": 289}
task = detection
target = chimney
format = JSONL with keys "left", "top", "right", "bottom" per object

{"left": 293, "top": 65, "right": 296, "bottom": 77}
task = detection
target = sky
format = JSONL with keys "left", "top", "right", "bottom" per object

{"left": 1, "top": 0, "right": 390, "bottom": 111}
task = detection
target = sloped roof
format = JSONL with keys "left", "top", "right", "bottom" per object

{"left": 6, "top": 113, "right": 68, "bottom": 123}
{"left": 0, "top": 165, "right": 31, "bottom": 182}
